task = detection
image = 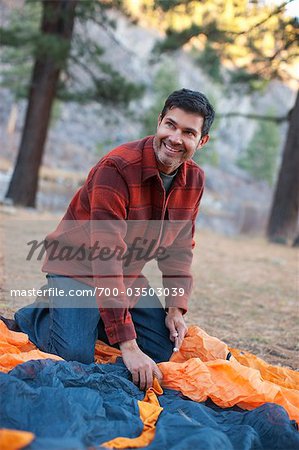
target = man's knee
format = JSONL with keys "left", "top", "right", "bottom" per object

{"left": 48, "top": 340, "right": 95, "bottom": 365}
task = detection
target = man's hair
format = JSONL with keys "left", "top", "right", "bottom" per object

{"left": 160, "top": 88, "right": 215, "bottom": 137}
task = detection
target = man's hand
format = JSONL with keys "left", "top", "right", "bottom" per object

{"left": 119, "top": 339, "right": 163, "bottom": 391}
{"left": 165, "top": 307, "right": 188, "bottom": 351}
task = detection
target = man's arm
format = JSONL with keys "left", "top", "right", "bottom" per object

{"left": 158, "top": 188, "right": 203, "bottom": 349}
{"left": 89, "top": 160, "right": 162, "bottom": 389}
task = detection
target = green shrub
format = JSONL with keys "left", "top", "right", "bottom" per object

{"left": 141, "top": 64, "right": 179, "bottom": 136}
{"left": 237, "top": 111, "right": 280, "bottom": 185}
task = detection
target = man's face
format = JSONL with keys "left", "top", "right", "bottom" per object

{"left": 153, "top": 107, "right": 209, "bottom": 174}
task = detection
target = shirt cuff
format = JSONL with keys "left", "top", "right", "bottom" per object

{"left": 104, "top": 319, "right": 137, "bottom": 346}
{"left": 165, "top": 295, "right": 188, "bottom": 314}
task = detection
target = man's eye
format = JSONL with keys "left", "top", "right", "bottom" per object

{"left": 166, "top": 122, "right": 175, "bottom": 128}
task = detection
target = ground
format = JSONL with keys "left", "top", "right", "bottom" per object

{"left": 190, "top": 229, "right": 298, "bottom": 370}
{"left": 0, "top": 205, "right": 298, "bottom": 370}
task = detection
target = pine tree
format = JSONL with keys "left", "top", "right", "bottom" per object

{"left": 2, "top": 0, "right": 144, "bottom": 207}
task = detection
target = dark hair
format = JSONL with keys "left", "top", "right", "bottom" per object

{"left": 160, "top": 88, "right": 215, "bottom": 137}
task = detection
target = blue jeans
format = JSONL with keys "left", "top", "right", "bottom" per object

{"left": 15, "top": 275, "right": 173, "bottom": 364}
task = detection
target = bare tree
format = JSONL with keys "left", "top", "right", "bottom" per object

{"left": 267, "top": 90, "right": 299, "bottom": 243}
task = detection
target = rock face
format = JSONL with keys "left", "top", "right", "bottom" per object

{"left": 0, "top": 7, "right": 296, "bottom": 235}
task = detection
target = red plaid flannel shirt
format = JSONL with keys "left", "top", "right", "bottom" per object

{"left": 43, "top": 135, "right": 204, "bottom": 344}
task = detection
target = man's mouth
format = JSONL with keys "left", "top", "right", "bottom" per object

{"left": 163, "top": 142, "right": 183, "bottom": 154}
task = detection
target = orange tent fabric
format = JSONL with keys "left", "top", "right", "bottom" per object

{"left": 102, "top": 379, "right": 163, "bottom": 448}
{"left": 170, "top": 325, "right": 229, "bottom": 363}
{"left": 95, "top": 339, "right": 121, "bottom": 364}
{"left": 95, "top": 325, "right": 299, "bottom": 425}
{"left": 0, "top": 320, "right": 62, "bottom": 373}
{"left": 0, "top": 428, "right": 35, "bottom": 450}
{"left": 230, "top": 347, "right": 299, "bottom": 390}
{"left": 160, "top": 326, "right": 299, "bottom": 424}
{"left": 1, "top": 321, "right": 298, "bottom": 427}
{"left": 170, "top": 326, "right": 299, "bottom": 390}
{"left": 160, "top": 357, "right": 299, "bottom": 424}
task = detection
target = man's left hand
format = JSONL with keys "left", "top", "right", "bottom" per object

{"left": 165, "top": 307, "right": 188, "bottom": 351}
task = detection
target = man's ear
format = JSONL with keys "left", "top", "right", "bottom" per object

{"left": 197, "top": 134, "right": 209, "bottom": 149}
{"left": 157, "top": 114, "right": 162, "bottom": 126}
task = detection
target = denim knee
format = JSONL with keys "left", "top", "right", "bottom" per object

{"left": 48, "top": 340, "right": 95, "bottom": 365}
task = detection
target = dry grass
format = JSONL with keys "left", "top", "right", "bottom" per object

{"left": 189, "top": 229, "right": 299, "bottom": 369}
{"left": 0, "top": 206, "right": 298, "bottom": 370}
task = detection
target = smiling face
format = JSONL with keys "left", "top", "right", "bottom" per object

{"left": 153, "top": 107, "right": 209, "bottom": 174}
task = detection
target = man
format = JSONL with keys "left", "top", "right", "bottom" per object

{"left": 15, "top": 88, "right": 215, "bottom": 390}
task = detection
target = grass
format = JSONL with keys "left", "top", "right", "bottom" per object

{"left": 188, "top": 229, "right": 298, "bottom": 369}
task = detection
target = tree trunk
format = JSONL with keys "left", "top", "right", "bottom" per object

{"left": 5, "top": 0, "right": 77, "bottom": 207}
{"left": 267, "top": 89, "right": 299, "bottom": 243}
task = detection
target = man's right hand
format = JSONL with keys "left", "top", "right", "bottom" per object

{"left": 119, "top": 339, "right": 163, "bottom": 391}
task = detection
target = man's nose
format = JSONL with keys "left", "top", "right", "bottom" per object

{"left": 169, "top": 130, "right": 183, "bottom": 144}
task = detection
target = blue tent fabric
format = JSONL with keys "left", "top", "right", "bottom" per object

{"left": 1, "top": 359, "right": 299, "bottom": 450}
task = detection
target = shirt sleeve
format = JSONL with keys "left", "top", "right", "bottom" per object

{"left": 88, "top": 160, "right": 137, "bottom": 345}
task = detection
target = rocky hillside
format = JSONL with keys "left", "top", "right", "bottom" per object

{"left": 0, "top": 6, "right": 297, "bottom": 235}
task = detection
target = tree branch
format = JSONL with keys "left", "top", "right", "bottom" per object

{"left": 68, "top": 53, "right": 99, "bottom": 84}
{"left": 218, "top": 112, "right": 288, "bottom": 123}
{"left": 231, "top": 0, "right": 295, "bottom": 36}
